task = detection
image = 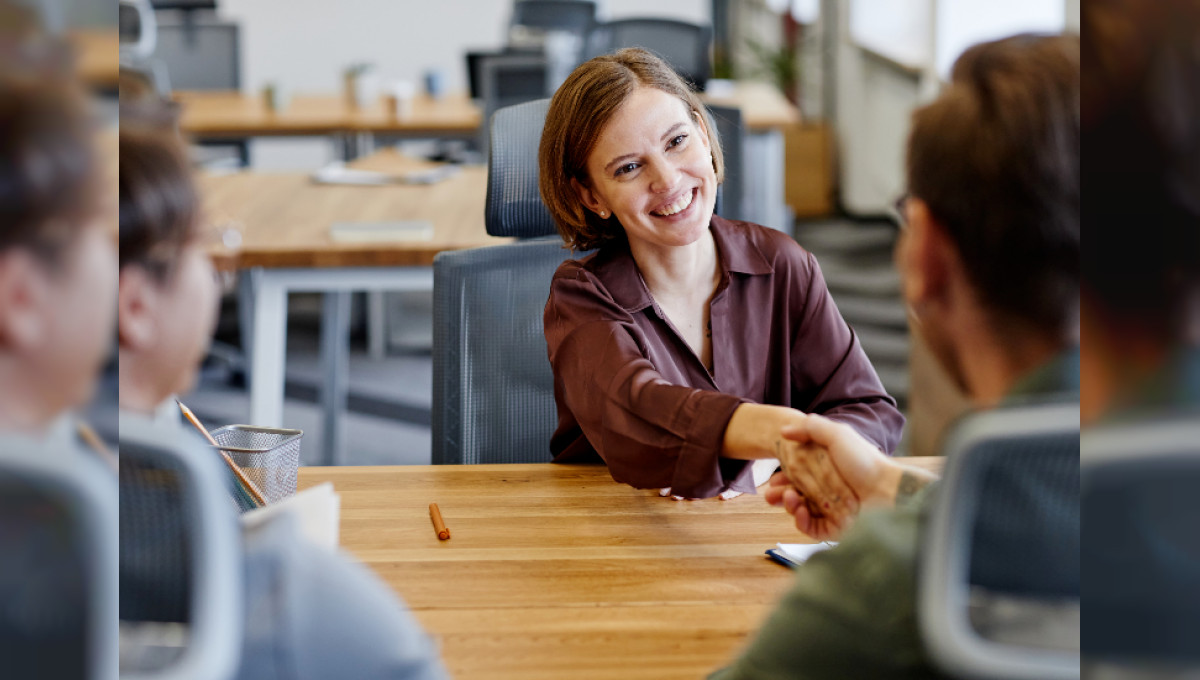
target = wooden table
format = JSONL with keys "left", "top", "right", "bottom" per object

{"left": 69, "top": 30, "right": 119, "bottom": 91}
{"left": 177, "top": 90, "right": 483, "bottom": 139}
{"left": 202, "top": 150, "right": 507, "bottom": 462}
{"left": 298, "top": 458, "right": 943, "bottom": 680}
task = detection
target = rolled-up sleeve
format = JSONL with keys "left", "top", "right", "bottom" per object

{"left": 789, "top": 251, "right": 905, "bottom": 454}
{"left": 546, "top": 265, "right": 748, "bottom": 499}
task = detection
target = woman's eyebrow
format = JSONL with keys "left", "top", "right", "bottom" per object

{"left": 602, "top": 122, "right": 689, "bottom": 174}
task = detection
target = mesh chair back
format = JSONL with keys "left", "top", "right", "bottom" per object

{"left": 1081, "top": 417, "right": 1200, "bottom": 668}
{"left": 919, "top": 403, "right": 1080, "bottom": 680}
{"left": 587, "top": 18, "right": 713, "bottom": 91}
{"left": 432, "top": 239, "right": 584, "bottom": 464}
{"left": 0, "top": 446, "right": 117, "bottom": 680}
{"left": 485, "top": 98, "right": 557, "bottom": 238}
{"left": 118, "top": 415, "right": 241, "bottom": 680}
{"left": 510, "top": 0, "right": 596, "bottom": 34}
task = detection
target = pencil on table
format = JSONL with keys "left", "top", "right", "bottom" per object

{"left": 177, "top": 400, "right": 268, "bottom": 508}
{"left": 429, "top": 502, "right": 450, "bottom": 540}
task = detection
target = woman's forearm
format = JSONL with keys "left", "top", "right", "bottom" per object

{"left": 721, "top": 403, "right": 807, "bottom": 460}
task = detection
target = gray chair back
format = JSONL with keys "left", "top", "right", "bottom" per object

{"left": 511, "top": 0, "right": 596, "bottom": 35}
{"left": 586, "top": 18, "right": 713, "bottom": 91}
{"left": 118, "top": 415, "right": 242, "bottom": 680}
{"left": 485, "top": 98, "right": 557, "bottom": 238}
{"left": 431, "top": 239, "right": 582, "bottom": 464}
{"left": 432, "top": 97, "right": 587, "bottom": 464}
{"left": 1081, "top": 417, "right": 1200, "bottom": 670}
{"left": 919, "top": 403, "right": 1080, "bottom": 680}
{"left": 152, "top": 18, "right": 240, "bottom": 91}
{"left": 0, "top": 441, "right": 117, "bottom": 680}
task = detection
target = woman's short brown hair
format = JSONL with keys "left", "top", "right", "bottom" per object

{"left": 539, "top": 48, "right": 724, "bottom": 251}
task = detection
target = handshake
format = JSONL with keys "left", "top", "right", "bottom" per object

{"left": 765, "top": 414, "right": 936, "bottom": 541}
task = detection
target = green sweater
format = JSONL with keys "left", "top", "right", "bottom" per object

{"left": 709, "top": 348, "right": 1080, "bottom": 680}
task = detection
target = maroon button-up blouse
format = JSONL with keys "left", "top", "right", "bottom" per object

{"left": 544, "top": 216, "right": 905, "bottom": 499}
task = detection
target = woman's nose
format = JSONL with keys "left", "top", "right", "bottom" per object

{"left": 646, "top": 156, "right": 682, "bottom": 193}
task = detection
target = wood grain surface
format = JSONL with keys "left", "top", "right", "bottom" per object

{"left": 200, "top": 149, "right": 507, "bottom": 270}
{"left": 298, "top": 459, "right": 942, "bottom": 679}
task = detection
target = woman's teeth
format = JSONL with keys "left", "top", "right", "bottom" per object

{"left": 652, "top": 190, "right": 694, "bottom": 217}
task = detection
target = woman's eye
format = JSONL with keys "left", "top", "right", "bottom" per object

{"left": 668, "top": 134, "right": 688, "bottom": 149}
{"left": 614, "top": 162, "right": 638, "bottom": 177}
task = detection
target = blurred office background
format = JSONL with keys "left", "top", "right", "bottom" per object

{"left": 84, "top": 0, "right": 1080, "bottom": 464}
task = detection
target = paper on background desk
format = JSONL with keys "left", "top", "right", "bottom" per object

{"left": 241, "top": 482, "right": 341, "bottom": 551}
{"left": 312, "top": 160, "right": 460, "bottom": 186}
{"left": 329, "top": 220, "right": 434, "bottom": 243}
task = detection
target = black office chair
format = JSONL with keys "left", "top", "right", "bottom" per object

{"left": 476, "top": 52, "right": 551, "bottom": 154}
{"left": 1081, "top": 416, "right": 1200, "bottom": 675}
{"left": 0, "top": 443, "right": 117, "bottom": 680}
{"left": 586, "top": 18, "right": 713, "bottom": 91}
{"left": 918, "top": 402, "right": 1080, "bottom": 679}
{"left": 118, "top": 415, "right": 242, "bottom": 680}
{"left": 510, "top": 0, "right": 596, "bottom": 37}
{"left": 432, "top": 99, "right": 584, "bottom": 465}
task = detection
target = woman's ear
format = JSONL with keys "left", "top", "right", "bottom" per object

{"left": 0, "top": 249, "right": 48, "bottom": 351}
{"left": 570, "top": 176, "right": 610, "bottom": 218}
{"left": 117, "top": 266, "right": 159, "bottom": 351}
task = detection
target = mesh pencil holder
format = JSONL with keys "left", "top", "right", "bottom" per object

{"left": 208, "top": 425, "right": 304, "bottom": 504}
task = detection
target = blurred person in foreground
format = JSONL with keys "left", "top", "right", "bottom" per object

{"left": 1080, "top": 0, "right": 1200, "bottom": 675}
{"left": 118, "top": 102, "right": 448, "bottom": 679}
{"left": 0, "top": 30, "right": 118, "bottom": 680}
{"left": 710, "top": 32, "right": 1080, "bottom": 679}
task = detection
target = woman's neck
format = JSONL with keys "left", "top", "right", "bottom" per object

{"left": 629, "top": 229, "right": 718, "bottom": 301}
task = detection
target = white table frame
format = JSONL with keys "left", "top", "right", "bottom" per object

{"left": 239, "top": 266, "right": 434, "bottom": 465}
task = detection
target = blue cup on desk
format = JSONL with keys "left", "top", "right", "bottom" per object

{"left": 424, "top": 69, "right": 444, "bottom": 100}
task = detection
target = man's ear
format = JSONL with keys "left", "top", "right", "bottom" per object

{"left": 0, "top": 249, "right": 49, "bottom": 352}
{"left": 117, "top": 265, "right": 159, "bottom": 351}
{"left": 570, "top": 176, "right": 609, "bottom": 218}
{"left": 903, "top": 198, "right": 958, "bottom": 309}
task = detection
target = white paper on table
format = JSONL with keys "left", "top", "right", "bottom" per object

{"left": 312, "top": 160, "right": 460, "bottom": 186}
{"left": 241, "top": 482, "right": 341, "bottom": 551}
{"left": 776, "top": 542, "right": 837, "bottom": 564}
{"left": 329, "top": 220, "right": 434, "bottom": 243}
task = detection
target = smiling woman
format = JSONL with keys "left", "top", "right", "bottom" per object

{"left": 538, "top": 48, "right": 904, "bottom": 503}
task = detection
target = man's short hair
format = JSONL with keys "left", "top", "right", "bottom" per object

{"left": 908, "top": 33, "right": 1080, "bottom": 335}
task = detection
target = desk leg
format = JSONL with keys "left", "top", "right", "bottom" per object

{"left": 249, "top": 274, "right": 287, "bottom": 429}
{"left": 320, "top": 291, "right": 352, "bottom": 465}
{"left": 367, "top": 291, "right": 387, "bottom": 361}
{"left": 237, "top": 269, "right": 260, "bottom": 378}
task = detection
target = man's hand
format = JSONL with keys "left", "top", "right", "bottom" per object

{"left": 780, "top": 415, "right": 897, "bottom": 507}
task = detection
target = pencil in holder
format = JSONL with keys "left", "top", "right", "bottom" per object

{"left": 208, "top": 425, "right": 304, "bottom": 504}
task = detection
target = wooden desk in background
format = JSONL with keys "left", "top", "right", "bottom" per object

{"left": 203, "top": 150, "right": 506, "bottom": 463}
{"left": 298, "top": 458, "right": 943, "bottom": 680}
{"left": 69, "top": 30, "right": 119, "bottom": 91}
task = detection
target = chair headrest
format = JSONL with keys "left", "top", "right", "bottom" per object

{"left": 485, "top": 98, "right": 561, "bottom": 239}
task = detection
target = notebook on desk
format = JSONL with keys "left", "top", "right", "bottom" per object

{"left": 329, "top": 220, "right": 434, "bottom": 243}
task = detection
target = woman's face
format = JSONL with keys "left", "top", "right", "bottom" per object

{"left": 576, "top": 86, "right": 717, "bottom": 252}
